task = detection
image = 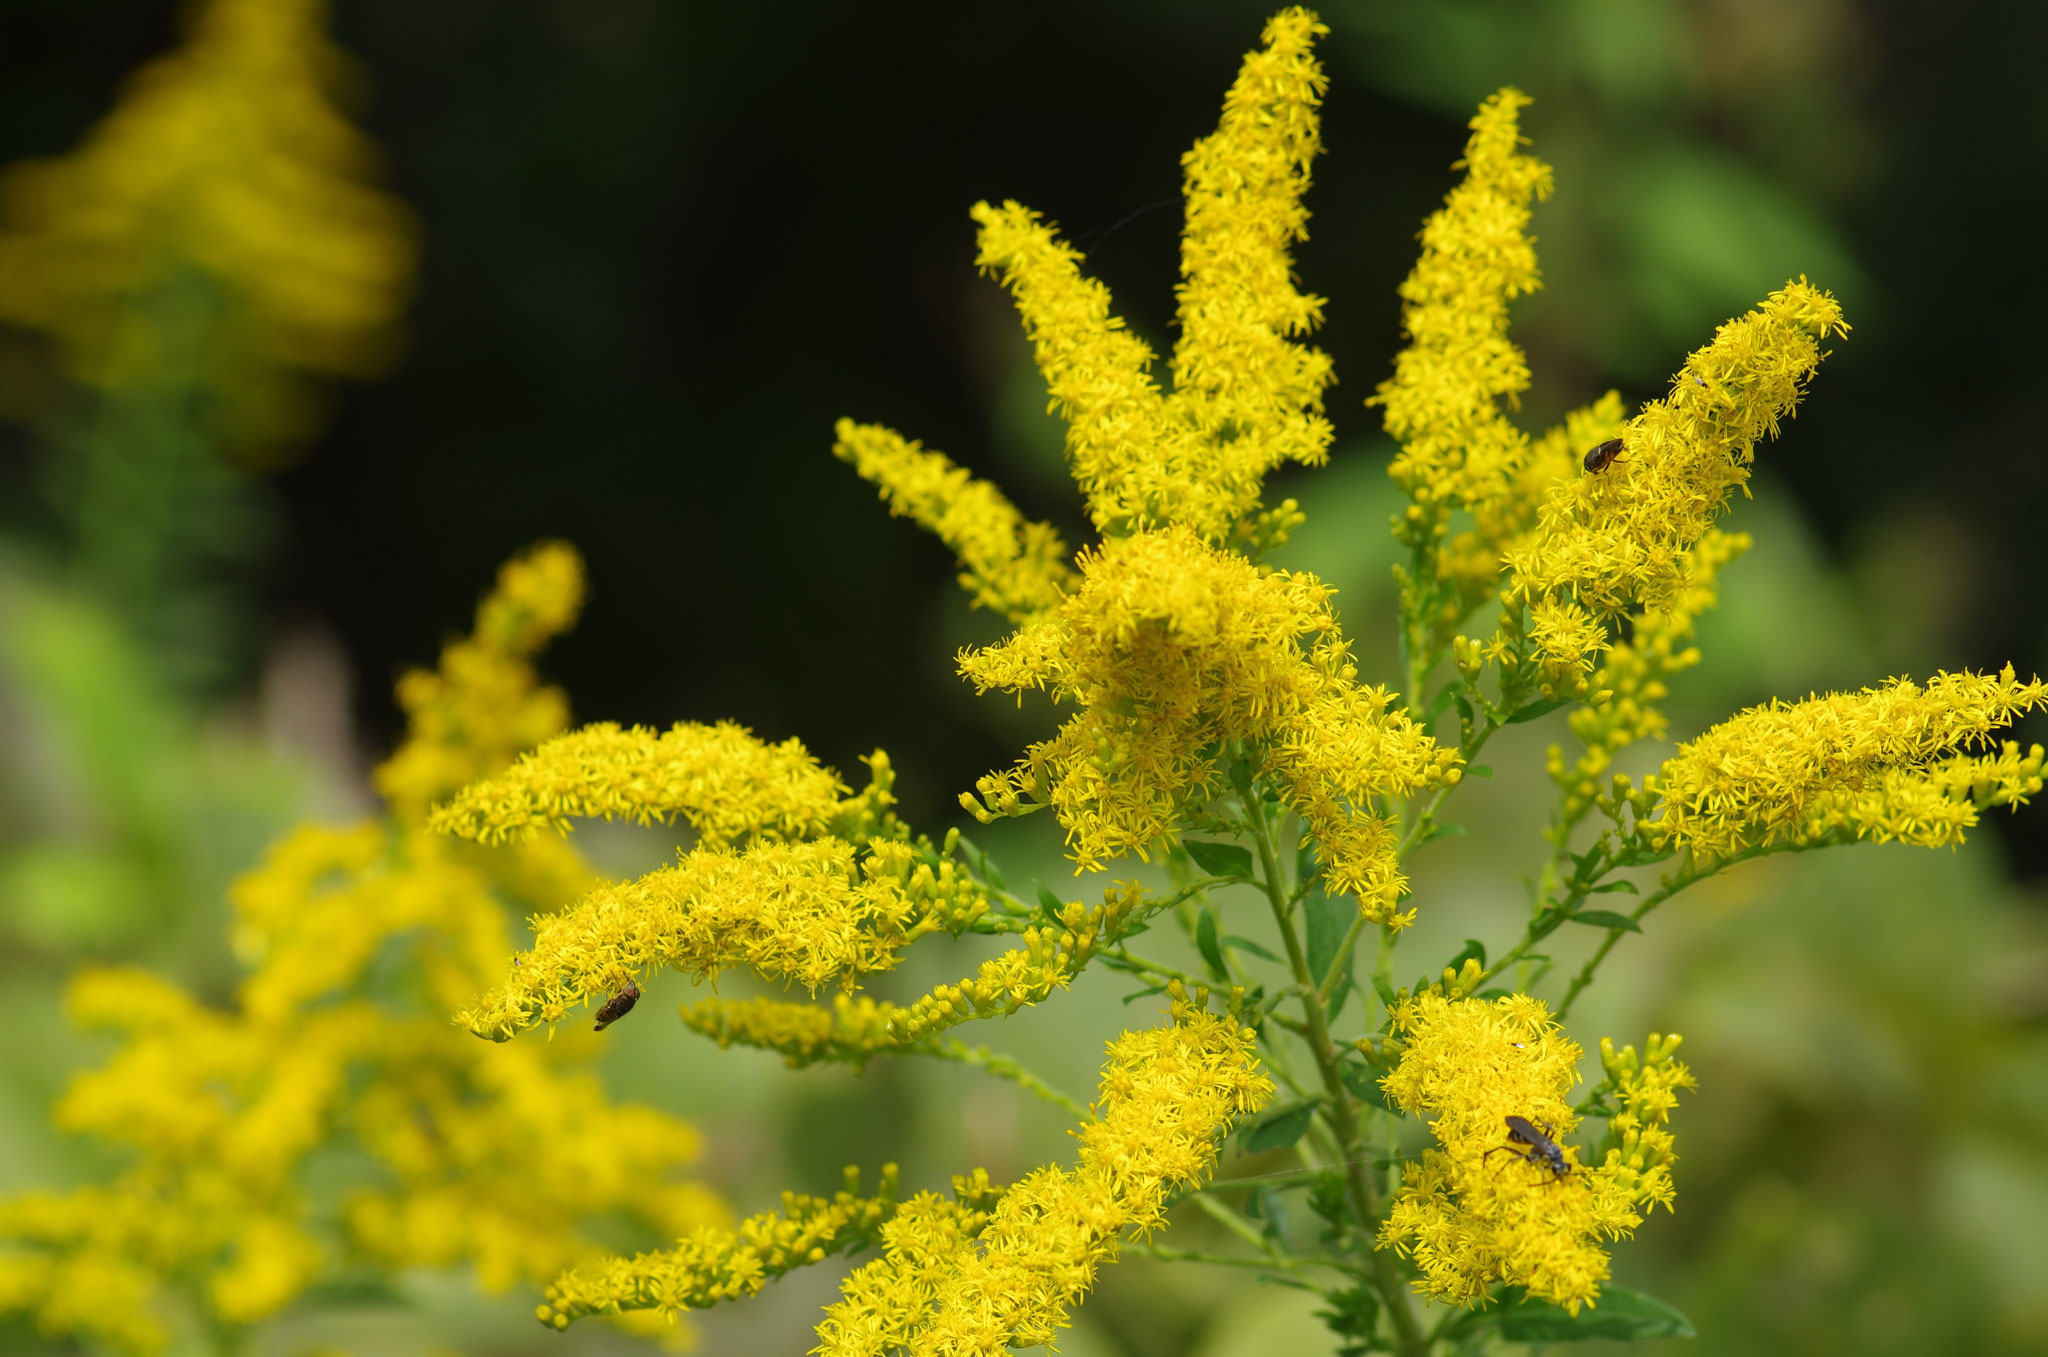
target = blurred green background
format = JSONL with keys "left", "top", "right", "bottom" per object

{"left": 3, "top": 0, "right": 2046, "bottom": 1353}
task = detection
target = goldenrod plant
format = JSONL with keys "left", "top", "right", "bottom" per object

{"left": 0, "top": 545, "right": 725, "bottom": 1353}
{"left": 6, "top": 8, "right": 2044, "bottom": 1356}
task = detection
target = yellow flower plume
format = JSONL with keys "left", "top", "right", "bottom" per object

{"left": 1501, "top": 279, "right": 1849, "bottom": 690}
{"left": 957, "top": 8, "right": 1332, "bottom": 546}
{"left": 893, "top": 990, "right": 1272, "bottom": 1354}
{"left": 1649, "top": 665, "right": 2048, "bottom": 861}
{"left": 1374, "top": 89, "right": 1552, "bottom": 516}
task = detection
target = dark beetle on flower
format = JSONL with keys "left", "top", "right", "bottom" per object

{"left": 593, "top": 981, "right": 641, "bottom": 1032}
{"left": 1484, "top": 1114, "right": 1573, "bottom": 1184}
{"left": 1582, "top": 438, "right": 1626, "bottom": 474}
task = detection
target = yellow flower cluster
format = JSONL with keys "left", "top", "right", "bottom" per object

{"left": 833, "top": 419, "right": 1077, "bottom": 622}
{"left": 1586, "top": 1035, "right": 1694, "bottom": 1215}
{"left": 844, "top": 992, "right": 1271, "bottom": 1355}
{"left": 0, "top": 0, "right": 414, "bottom": 453}
{"left": 960, "top": 527, "right": 1455, "bottom": 918}
{"left": 1374, "top": 90, "right": 1551, "bottom": 517}
{"left": 1500, "top": 280, "right": 1848, "bottom": 691}
{"left": 1649, "top": 666, "right": 2048, "bottom": 860}
{"left": 0, "top": 545, "right": 723, "bottom": 1353}
{"left": 1376, "top": 994, "right": 1682, "bottom": 1313}
{"left": 536, "top": 1165, "right": 908, "bottom": 1327}
{"left": 815, "top": 1184, "right": 1003, "bottom": 1357}
{"left": 680, "top": 885, "right": 1147, "bottom": 1065}
{"left": 1547, "top": 528, "right": 1749, "bottom": 831}
{"left": 956, "top": 8, "right": 1332, "bottom": 548}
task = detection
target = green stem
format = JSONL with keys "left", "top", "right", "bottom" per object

{"left": 1187, "top": 1190, "right": 1283, "bottom": 1257}
{"left": 1127, "top": 1239, "right": 1360, "bottom": 1274}
{"left": 927, "top": 1039, "right": 1088, "bottom": 1120}
{"left": 1245, "top": 791, "right": 1430, "bottom": 1357}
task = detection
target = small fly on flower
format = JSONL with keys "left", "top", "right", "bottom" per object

{"left": 1482, "top": 1114, "right": 1572, "bottom": 1185}
{"left": 593, "top": 981, "right": 641, "bottom": 1032}
{"left": 1582, "top": 438, "right": 1626, "bottom": 474}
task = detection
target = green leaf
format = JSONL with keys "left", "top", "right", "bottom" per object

{"left": 1464, "top": 764, "right": 1494, "bottom": 779}
{"left": 1196, "top": 907, "right": 1228, "bottom": 978}
{"left": 1304, "top": 887, "right": 1355, "bottom": 996}
{"left": 1326, "top": 975, "right": 1354, "bottom": 1023}
{"left": 1453, "top": 692, "right": 1476, "bottom": 729}
{"left": 1371, "top": 975, "right": 1399, "bottom": 1008}
{"left": 1589, "top": 879, "right": 1639, "bottom": 895}
{"left": 1505, "top": 695, "right": 1572, "bottom": 724}
{"left": 1338, "top": 1057, "right": 1391, "bottom": 1110}
{"left": 1222, "top": 934, "right": 1281, "bottom": 963}
{"left": 1035, "top": 885, "right": 1064, "bottom": 920}
{"left": 1445, "top": 938, "right": 1487, "bottom": 973}
{"left": 1183, "top": 840, "right": 1255, "bottom": 879}
{"left": 1120, "top": 983, "right": 1169, "bottom": 1005}
{"left": 1566, "top": 909, "right": 1642, "bottom": 932}
{"left": 1241, "top": 1099, "right": 1319, "bottom": 1152}
{"left": 1294, "top": 838, "right": 1320, "bottom": 889}
{"left": 1416, "top": 820, "right": 1468, "bottom": 846}
{"left": 1496, "top": 1285, "right": 1697, "bottom": 1341}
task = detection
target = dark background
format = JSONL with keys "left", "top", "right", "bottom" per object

{"left": 5, "top": 0, "right": 2045, "bottom": 866}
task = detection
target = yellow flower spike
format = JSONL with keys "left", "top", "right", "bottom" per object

{"left": 540, "top": 1166, "right": 904, "bottom": 1326}
{"left": 898, "top": 991, "right": 1272, "bottom": 1354}
{"left": 1649, "top": 666, "right": 2048, "bottom": 861}
{"left": 1502, "top": 279, "right": 1849, "bottom": 686}
{"left": 429, "top": 720, "right": 852, "bottom": 849}
{"left": 1169, "top": 7, "right": 1336, "bottom": 531}
{"left": 0, "top": 0, "right": 415, "bottom": 455}
{"left": 833, "top": 419, "right": 1077, "bottom": 622}
{"left": 1376, "top": 994, "right": 1685, "bottom": 1315}
{"left": 1375, "top": 88, "right": 1552, "bottom": 520}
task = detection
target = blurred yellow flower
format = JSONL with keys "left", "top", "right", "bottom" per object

{"left": 0, "top": 0, "right": 415, "bottom": 456}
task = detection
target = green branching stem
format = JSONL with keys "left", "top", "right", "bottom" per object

{"left": 1551, "top": 843, "right": 1790, "bottom": 1021}
{"left": 1244, "top": 787, "right": 1429, "bottom": 1357}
